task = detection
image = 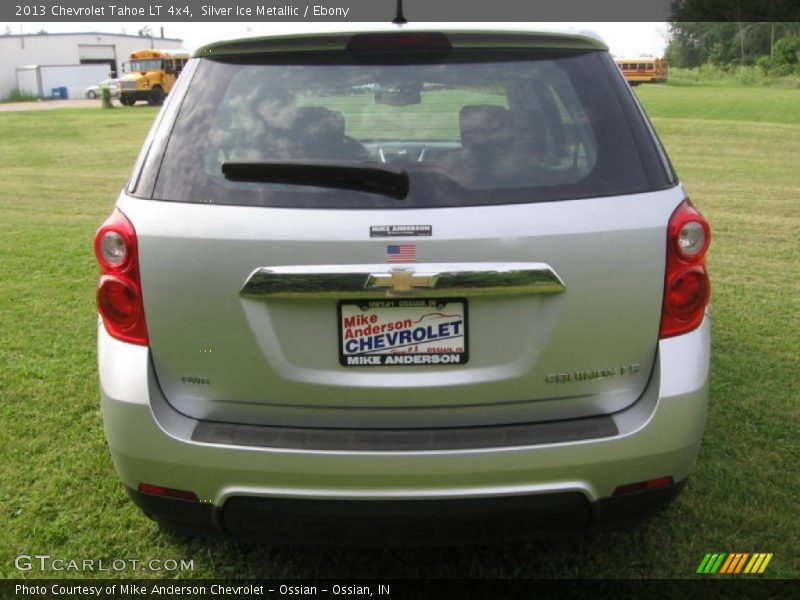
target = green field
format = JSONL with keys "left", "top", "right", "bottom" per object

{"left": 1, "top": 86, "right": 798, "bottom": 579}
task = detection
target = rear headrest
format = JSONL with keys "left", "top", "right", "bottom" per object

{"left": 459, "top": 105, "right": 512, "bottom": 149}
{"left": 292, "top": 106, "right": 346, "bottom": 141}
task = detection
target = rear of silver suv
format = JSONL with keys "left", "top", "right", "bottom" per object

{"left": 95, "top": 27, "right": 711, "bottom": 543}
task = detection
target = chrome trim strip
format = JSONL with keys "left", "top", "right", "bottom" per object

{"left": 240, "top": 263, "right": 566, "bottom": 298}
{"left": 215, "top": 481, "right": 593, "bottom": 504}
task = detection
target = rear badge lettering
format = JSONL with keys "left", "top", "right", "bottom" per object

{"left": 370, "top": 225, "right": 432, "bottom": 237}
{"left": 546, "top": 364, "right": 641, "bottom": 383}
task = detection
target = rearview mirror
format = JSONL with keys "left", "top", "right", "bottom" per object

{"left": 375, "top": 88, "right": 421, "bottom": 106}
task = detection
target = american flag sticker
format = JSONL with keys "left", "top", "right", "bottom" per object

{"left": 387, "top": 244, "right": 416, "bottom": 263}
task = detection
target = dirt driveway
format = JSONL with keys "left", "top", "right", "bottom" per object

{"left": 0, "top": 99, "right": 103, "bottom": 112}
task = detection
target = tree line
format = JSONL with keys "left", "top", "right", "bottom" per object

{"left": 666, "top": 22, "right": 800, "bottom": 74}
{"left": 666, "top": 1, "right": 800, "bottom": 74}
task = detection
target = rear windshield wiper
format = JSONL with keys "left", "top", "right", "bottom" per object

{"left": 222, "top": 160, "right": 410, "bottom": 200}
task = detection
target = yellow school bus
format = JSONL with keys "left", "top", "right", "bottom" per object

{"left": 615, "top": 58, "right": 668, "bottom": 85}
{"left": 118, "top": 49, "right": 190, "bottom": 106}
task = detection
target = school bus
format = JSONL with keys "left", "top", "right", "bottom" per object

{"left": 118, "top": 49, "right": 190, "bottom": 106}
{"left": 614, "top": 58, "right": 668, "bottom": 85}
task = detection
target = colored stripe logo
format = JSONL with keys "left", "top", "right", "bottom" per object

{"left": 696, "top": 553, "right": 773, "bottom": 574}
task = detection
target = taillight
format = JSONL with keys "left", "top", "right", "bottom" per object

{"left": 660, "top": 200, "right": 711, "bottom": 338}
{"left": 94, "top": 208, "right": 148, "bottom": 345}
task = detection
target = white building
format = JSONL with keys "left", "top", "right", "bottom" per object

{"left": 0, "top": 31, "right": 184, "bottom": 99}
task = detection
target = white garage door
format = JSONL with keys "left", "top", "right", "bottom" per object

{"left": 79, "top": 45, "right": 116, "bottom": 60}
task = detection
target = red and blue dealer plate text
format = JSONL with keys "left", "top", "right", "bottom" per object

{"left": 338, "top": 298, "right": 468, "bottom": 366}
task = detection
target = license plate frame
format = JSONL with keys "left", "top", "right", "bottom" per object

{"left": 338, "top": 298, "right": 469, "bottom": 367}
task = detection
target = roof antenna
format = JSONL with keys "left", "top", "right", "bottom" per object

{"left": 392, "top": 0, "right": 408, "bottom": 25}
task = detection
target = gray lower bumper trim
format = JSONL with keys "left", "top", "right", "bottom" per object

{"left": 127, "top": 480, "right": 687, "bottom": 544}
{"left": 191, "top": 414, "right": 618, "bottom": 451}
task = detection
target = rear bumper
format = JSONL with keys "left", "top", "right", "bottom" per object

{"left": 99, "top": 317, "right": 709, "bottom": 541}
{"left": 126, "top": 479, "right": 686, "bottom": 544}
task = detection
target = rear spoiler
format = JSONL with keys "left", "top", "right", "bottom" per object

{"left": 195, "top": 30, "right": 607, "bottom": 58}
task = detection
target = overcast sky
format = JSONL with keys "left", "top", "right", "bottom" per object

{"left": 5, "top": 22, "right": 670, "bottom": 57}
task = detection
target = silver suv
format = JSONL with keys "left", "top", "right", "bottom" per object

{"left": 94, "top": 26, "right": 711, "bottom": 543}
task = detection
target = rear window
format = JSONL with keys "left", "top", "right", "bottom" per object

{"left": 141, "top": 48, "right": 662, "bottom": 209}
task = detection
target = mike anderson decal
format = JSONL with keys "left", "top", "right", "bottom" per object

{"left": 338, "top": 299, "right": 468, "bottom": 366}
{"left": 370, "top": 225, "right": 432, "bottom": 237}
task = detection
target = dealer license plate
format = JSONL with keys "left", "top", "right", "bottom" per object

{"left": 338, "top": 298, "right": 468, "bottom": 367}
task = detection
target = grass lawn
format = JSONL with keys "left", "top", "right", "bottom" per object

{"left": 1, "top": 87, "right": 798, "bottom": 579}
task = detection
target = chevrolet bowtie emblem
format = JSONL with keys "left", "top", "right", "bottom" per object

{"left": 366, "top": 269, "right": 438, "bottom": 295}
